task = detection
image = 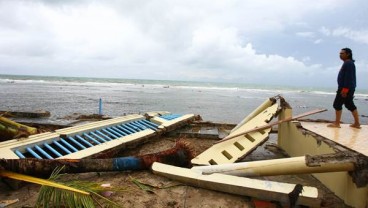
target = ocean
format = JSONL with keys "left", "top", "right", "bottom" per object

{"left": 0, "top": 74, "right": 367, "bottom": 125}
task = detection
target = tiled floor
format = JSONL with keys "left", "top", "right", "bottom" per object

{"left": 301, "top": 122, "right": 368, "bottom": 156}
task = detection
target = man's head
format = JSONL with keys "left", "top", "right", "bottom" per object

{"left": 340, "top": 48, "right": 354, "bottom": 61}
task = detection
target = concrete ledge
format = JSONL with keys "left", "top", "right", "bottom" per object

{"left": 277, "top": 108, "right": 368, "bottom": 208}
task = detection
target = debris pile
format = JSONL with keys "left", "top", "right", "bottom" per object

{"left": 0, "top": 96, "right": 366, "bottom": 207}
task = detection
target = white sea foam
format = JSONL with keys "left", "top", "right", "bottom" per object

{"left": 1, "top": 74, "right": 367, "bottom": 124}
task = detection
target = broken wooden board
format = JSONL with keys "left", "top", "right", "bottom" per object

{"left": 191, "top": 103, "right": 279, "bottom": 165}
{"left": 230, "top": 98, "right": 276, "bottom": 133}
{"left": 0, "top": 112, "right": 197, "bottom": 160}
{"left": 149, "top": 113, "right": 196, "bottom": 130}
{"left": 0, "top": 115, "right": 156, "bottom": 159}
{"left": 148, "top": 113, "right": 198, "bottom": 134}
{"left": 152, "top": 162, "right": 321, "bottom": 207}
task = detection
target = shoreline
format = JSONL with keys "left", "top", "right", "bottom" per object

{"left": 0, "top": 78, "right": 367, "bottom": 125}
{"left": 2, "top": 74, "right": 368, "bottom": 95}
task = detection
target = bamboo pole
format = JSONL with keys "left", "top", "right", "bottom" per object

{"left": 0, "top": 116, "right": 38, "bottom": 139}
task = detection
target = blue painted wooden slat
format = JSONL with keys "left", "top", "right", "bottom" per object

{"left": 14, "top": 149, "right": 26, "bottom": 159}
{"left": 111, "top": 126, "right": 127, "bottom": 136}
{"left": 60, "top": 138, "right": 79, "bottom": 152}
{"left": 96, "top": 130, "right": 113, "bottom": 141}
{"left": 125, "top": 123, "right": 140, "bottom": 132}
{"left": 34, "top": 145, "right": 53, "bottom": 159}
{"left": 53, "top": 141, "right": 72, "bottom": 154}
{"left": 44, "top": 143, "right": 63, "bottom": 157}
{"left": 68, "top": 136, "right": 86, "bottom": 150}
{"left": 137, "top": 120, "right": 157, "bottom": 130}
{"left": 132, "top": 121, "right": 146, "bottom": 130}
{"left": 106, "top": 127, "right": 123, "bottom": 137}
{"left": 129, "top": 122, "right": 143, "bottom": 131}
{"left": 136, "top": 120, "right": 149, "bottom": 128}
{"left": 102, "top": 129, "right": 119, "bottom": 139}
{"left": 90, "top": 132, "right": 107, "bottom": 142}
{"left": 26, "top": 147, "right": 42, "bottom": 159}
{"left": 142, "top": 120, "right": 159, "bottom": 128}
{"left": 83, "top": 133, "right": 101, "bottom": 145}
{"left": 76, "top": 135, "right": 94, "bottom": 147}
{"left": 121, "top": 124, "right": 137, "bottom": 133}
{"left": 160, "top": 115, "right": 168, "bottom": 120}
{"left": 160, "top": 115, "right": 169, "bottom": 120}
{"left": 116, "top": 125, "right": 132, "bottom": 135}
{"left": 161, "top": 114, "right": 182, "bottom": 120}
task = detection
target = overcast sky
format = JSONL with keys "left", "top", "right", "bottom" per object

{"left": 0, "top": 0, "right": 367, "bottom": 89}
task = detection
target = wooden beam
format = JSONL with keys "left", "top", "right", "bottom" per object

{"left": 152, "top": 162, "right": 322, "bottom": 207}
{"left": 191, "top": 155, "right": 355, "bottom": 176}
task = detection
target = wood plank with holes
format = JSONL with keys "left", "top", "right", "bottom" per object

{"left": 191, "top": 103, "right": 279, "bottom": 165}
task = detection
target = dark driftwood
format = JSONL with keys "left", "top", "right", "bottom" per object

{"left": 0, "top": 140, "right": 194, "bottom": 177}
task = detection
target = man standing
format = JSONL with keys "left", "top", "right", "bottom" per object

{"left": 328, "top": 48, "right": 360, "bottom": 128}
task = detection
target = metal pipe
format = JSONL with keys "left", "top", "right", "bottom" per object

{"left": 99, "top": 98, "right": 103, "bottom": 115}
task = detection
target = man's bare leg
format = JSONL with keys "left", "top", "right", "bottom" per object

{"left": 328, "top": 110, "right": 342, "bottom": 128}
{"left": 350, "top": 109, "right": 361, "bottom": 129}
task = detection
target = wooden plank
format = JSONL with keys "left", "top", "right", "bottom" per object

{"left": 0, "top": 112, "right": 195, "bottom": 160}
{"left": 216, "top": 108, "right": 327, "bottom": 144}
{"left": 230, "top": 98, "right": 275, "bottom": 133}
{"left": 191, "top": 104, "right": 279, "bottom": 165}
{"left": 152, "top": 162, "right": 321, "bottom": 207}
{"left": 56, "top": 115, "right": 144, "bottom": 135}
{"left": 150, "top": 114, "right": 196, "bottom": 128}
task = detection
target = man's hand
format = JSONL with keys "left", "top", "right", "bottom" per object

{"left": 341, "top": 88, "right": 349, "bottom": 98}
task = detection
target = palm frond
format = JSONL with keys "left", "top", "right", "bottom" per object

{"left": 0, "top": 169, "right": 89, "bottom": 195}
{"left": 36, "top": 166, "right": 122, "bottom": 208}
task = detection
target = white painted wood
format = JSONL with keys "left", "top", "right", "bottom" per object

{"left": 191, "top": 104, "right": 279, "bottom": 165}
{"left": 56, "top": 115, "right": 144, "bottom": 136}
{"left": 152, "top": 162, "right": 321, "bottom": 207}
{"left": 192, "top": 156, "right": 355, "bottom": 176}
{"left": 150, "top": 114, "right": 196, "bottom": 128}
{"left": 0, "top": 113, "right": 195, "bottom": 159}
{"left": 231, "top": 98, "right": 275, "bottom": 133}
